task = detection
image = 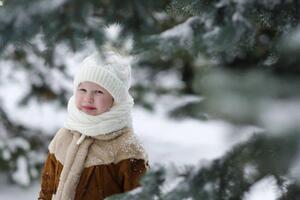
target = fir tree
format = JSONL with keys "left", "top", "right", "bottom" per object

{"left": 108, "top": 130, "right": 300, "bottom": 200}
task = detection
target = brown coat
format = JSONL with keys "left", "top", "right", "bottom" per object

{"left": 38, "top": 128, "right": 148, "bottom": 200}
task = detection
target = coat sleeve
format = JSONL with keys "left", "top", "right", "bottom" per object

{"left": 116, "top": 158, "right": 149, "bottom": 192}
{"left": 38, "top": 153, "right": 57, "bottom": 200}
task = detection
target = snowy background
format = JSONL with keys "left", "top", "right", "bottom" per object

{"left": 0, "top": 0, "right": 300, "bottom": 200}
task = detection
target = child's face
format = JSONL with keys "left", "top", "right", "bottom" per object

{"left": 75, "top": 81, "right": 114, "bottom": 116}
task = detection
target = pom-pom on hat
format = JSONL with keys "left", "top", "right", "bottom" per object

{"left": 73, "top": 50, "right": 132, "bottom": 103}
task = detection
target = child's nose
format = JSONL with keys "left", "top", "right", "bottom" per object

{"left": 84, "top": 93, "right": 94, "bottom": 103}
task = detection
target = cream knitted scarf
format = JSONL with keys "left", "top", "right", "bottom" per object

{"left": 64, "top": 95, "right": 134, "bottom": 145}
{"left": 53, "top": 131, "right": 94, "bottom": 200}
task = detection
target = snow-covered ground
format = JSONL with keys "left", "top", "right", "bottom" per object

{"left": 0, "top": 104, "right": 278, "bottom": 200}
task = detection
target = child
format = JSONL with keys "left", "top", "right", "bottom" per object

{"left": 38, "top": 51, "right": 149, "bottom": 200}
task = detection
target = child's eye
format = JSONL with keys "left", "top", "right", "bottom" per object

{"left": 95, "top": 90, "right": 103, "bottom": 94}
{"left": 78, "top": 88, "right": 86, "bottom": 92}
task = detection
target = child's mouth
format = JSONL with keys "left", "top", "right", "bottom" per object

{"left": 82, "top": 106, "right": 96, "bottom": 110}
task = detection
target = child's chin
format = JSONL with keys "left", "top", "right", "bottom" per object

{"left": 81, "top": 109, "right": 98, "bottom": 116}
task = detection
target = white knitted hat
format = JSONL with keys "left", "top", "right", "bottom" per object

{"left": 73, "top": 51, "right": 132, "bottom": 103}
